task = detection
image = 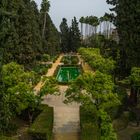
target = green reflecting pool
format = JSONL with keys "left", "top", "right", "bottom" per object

{"left": 56, "top": 67, "right": 81, "bottom": 83}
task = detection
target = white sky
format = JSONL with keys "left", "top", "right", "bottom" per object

{"left": 35, "top": 0, "right": 112, "bottom": 29}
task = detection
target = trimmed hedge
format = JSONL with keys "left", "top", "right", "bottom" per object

{"left": 80, "top": 106, "right": 98, "bottom": 140}
{"left": 131, "top": 132, "right": 140, "bottom": 140}
{"left": 28, "top": 105, "right": 53, "bottom": 140}
{"left": 78, "top": 47, "right": 115, "bottom": 74}
{"left": 61, "top": 55, "right": 79, "bottom": 65}
{"left": 0, "top": 136, "right": 18, "bottom": 140}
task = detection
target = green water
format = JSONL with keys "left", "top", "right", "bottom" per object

{"left": 56, "top": 67, "right": 80, "bottom": 82}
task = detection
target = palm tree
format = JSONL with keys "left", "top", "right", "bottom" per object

{"left": 99, "top": 16, "right": 104, "bottom": 34}
{"left": 41, "top": 0, "right": 50, "bottom": 38}
{"left": 79, "top": 16, "right": 84, "bottom": 39}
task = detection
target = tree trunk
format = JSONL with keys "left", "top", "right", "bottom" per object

{"left": 42, "top": 11, "right": 47, "bottom": 38}
{"left": 28, "top": 111, "right": 33, "bottom": 125}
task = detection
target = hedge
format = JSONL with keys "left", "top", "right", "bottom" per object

{"left": 131, "top": 132, "right": 140, "bottom": 140}
{"left": 0, "top": 136, "right": 18, "bottom": 140}
{"left": 78, "top": 47, "right": 115, "bottom": 74}
{"left": 80, "top": 106, "right": 98, "bottom": 140}
{"left": 28, "top": 105, "right": 53, "bottom": 140}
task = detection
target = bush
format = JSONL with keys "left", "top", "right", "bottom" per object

{"left": 33, "top": 64, "right": 49, "bottom": 75}
{"left": 81, "top": 123, "right": 98, "bottom": 140}
{"left": 61, "top": 55, "right": 79, "bottom": 65}
{"left": 113, "top": 111, "right": 129, "bottom": 131}
{"left": 0, "top": 136, "right": 17, "bottom": 140}
{"left": 131, "top": 132, "right": 140, "bottom": 140}
{"left": 28, "top": 105, "right": 53, "bottom": 140}
{"left": 78, "top": 47, "right": 115, "bottom": 74}
{"left": 42, "top": 54, "right": 50, "bottom": 62}
{"left": 107, "top": 86, "right": 128, "bottom": 119}
{"left": 80, "top": 105, "right": 98, "bottom": 140}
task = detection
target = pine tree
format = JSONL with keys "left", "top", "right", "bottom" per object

{"left": 107, "top": 0, "right": 140, "bottom": 78}
{"left": 70, "top": 17, "right": 81, "bottom": 52}
{"left": 60, "top": 18, "right": 69, "bottom": 53}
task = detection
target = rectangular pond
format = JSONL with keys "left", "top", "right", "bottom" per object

{"left": 56, "top": 66, "right": 81, "bottom": 83}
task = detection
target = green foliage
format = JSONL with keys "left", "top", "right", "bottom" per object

{"left": 40, "top": 1, "right": 60, "bottom": 56}
{"left": 78, "top": 47, "right": 115, "bottom": 74}
{"left": 42, "top": 54, "right": 50, "bottom": 62}
{"left": 40, "top": 77, "right": 58, "bottom": 97}
{"left": 60, "top": 18, "right": 70, "bottom": 53}
{"left": 107, "top": 0, "right": 140, "bottom": 77}
{"left": 70, "top": 17, "right": 81, "bottom": 52}
{"left": 33, "top": 64, "right": 51, "bottom": 76}
{"left": 65, "top": 71, "right": 119, "bottom": 139}
{"left": 66, "top": 71, "right": 120, "bottom": 109}
{"left": 60, "top": 17, "right": 81, "bottom": 53}
{"left": 28, "top": 105, "right": 53, "bottom": 140}
{"left": 61, "top": 55, "right": 79, "bottom": 65}
{"left": 0, "top": 0, "right": 59, "bottom": 68}
{"left": 130, "top": 67, "right": 140, "bottom": 86}
{"left": 0, "top": 136, "right": 17, "bottom": 140}
{"left": 107, "top": 86, "right": 128, "bottom": 119}
{"left": 99, "top": 110, "right": 117, "bottom": 140}
{"left": 131, "top": 132, "right": 140, "bottom": 140}
{"left": 80, "top": 105, "right": 98, "bottom": 140}
{"left": 0, "top": 62, "right": 38, "bottom": 132}
{"left": 113, "top": 112, "right": 129, "bottom": 131}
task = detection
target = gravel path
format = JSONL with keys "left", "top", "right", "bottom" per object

{"left": 43, "top": 85, "right": 80, "bottom": 140}
{"left": 34, "top": 55, "right": 81, "bottom": 140}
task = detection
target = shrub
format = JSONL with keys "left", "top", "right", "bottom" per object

{"left": 42, "top": 54, "right": 50, "bottom": 62}
{"left": 33, "top": 64, "right": 49, "bottom": 75}
{"left": 113, "top": 111, "right": 129, "bottom": 131}
{"left": 28, "top": 105, "right": 53, "bottom": 140}
{"left": 81, "top": 123, "right": 98, "bottom": 140}
{"left": 131, "top": 132, "right": 140, "bottom": 140}
{"left": 61, "top": 55, "right": 79, "bottom": 65}
{"left": 80, "top": 106, "right": 98, "bottom": 140}
{"left": 0, "top": 136, "right": 17, "bottom": 140}
{"left": 78, "top": 47, "right": 115, "bottom": 74}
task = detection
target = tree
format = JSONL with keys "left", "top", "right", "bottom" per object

{"left": 70, "top": 17, "right": 81, "bottom": 52}
{"left": 0, "top": 0, "right": 43, "bottom": 68}
{"left": 107, "top": 0, "right": 140, "bottom": 78}
{"left": 60, "top": 17, "right": 81, "bottom": 53}
{"left": 60, "top": 18, "right": 69, "bottom": 53}
{"left": 40, "top": 0, "right": 50, "bottom": 38}
{"left": 65, "top": 71, "right": 119, "bottom": 139}
{"left": 0, "top": 62, "right": 36, "bottom": 131}
{"left": 78, "top": 48, "right": 116, "bottom": 74}
{"left": 40, "top": 0, "right": 60, "bottom": 56}
{"left": 79, "top": 16, "right": 84, "bottom": 39}
{"left": 0, "top": 62, "right": 58, "bottom": 132}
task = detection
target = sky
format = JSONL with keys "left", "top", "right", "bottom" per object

{"left": 35, "top": 0, "right": 111, "bottom": 29}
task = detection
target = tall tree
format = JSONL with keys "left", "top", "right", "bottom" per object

{"left": 40, "top": 0, "right": 50, "bottom": 38}
{"left": 70, "top": 17, "right": 81, "bottom": 52}
{"left": 40, "top": 0, "right": 60, "bottom": 55}
{"left": 59, "top": 18, "right": 69, "bottom": 53}
{"left": 65, "top": 71, "right": 119, "bottom": 139}
{"left": 107, "top": 0, "right": 140, "bottom": 78}
{"left": 79, "top": 16, "right": 84, "bottom": 39}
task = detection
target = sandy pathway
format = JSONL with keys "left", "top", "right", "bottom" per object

{"left": 34, "top": 54, "right": 81, "bottom": 140}
{"left": 34, "top": 55, "right": 63, "bottom": 93}
{"left": 42, "top": 85, "right": 80, "bottom": 140}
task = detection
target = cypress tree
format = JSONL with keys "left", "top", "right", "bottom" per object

{"left": 70, "top": 17, "right": 81, "bottom": 52}
{"left": 60, "top": 18, "right": 69, "bottom": 53}
{"left": 107, "top": 0, "right": 140, "bottom": 77}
